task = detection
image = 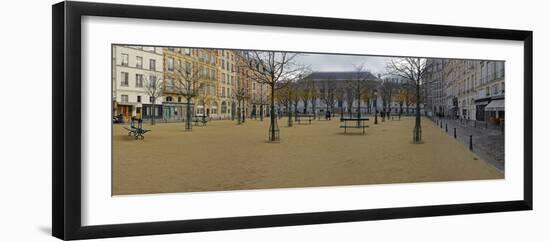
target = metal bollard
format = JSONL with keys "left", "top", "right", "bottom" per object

{"left": 469, "top": 135, "right": 473, "bottom": 150}
{"left": 454, "top": 128, "right": 456, "bottom": 139}
{"left": 445, "top": 123, "right": 448, "bottom": 132}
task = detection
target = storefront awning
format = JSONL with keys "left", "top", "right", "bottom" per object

{"left": 485, "top": 99, "right": 504, "bottom": 111}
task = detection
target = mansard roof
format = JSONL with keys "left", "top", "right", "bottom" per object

{"left": 305, "top": 71, "right": 378, "bottom": 81}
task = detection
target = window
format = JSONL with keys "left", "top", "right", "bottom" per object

{"left": 166, "top": 77, "right": 174, "bottom": 86}
{"left": 222, "top": 87, "right": 226, "bottom": 97}
{"left": 121, "top": 95, "right": 128, "bottom": 103}
{"left": 184, "top": 48, "right": 190, "bottom": 55}
{"left": 149, "top": 75, "right": 157, "bottom": 87}
{"left": 121, "top": 54, "right": 129, "bottom": 66}
{"left": 501, "top": 82, "right": 505, "bottom": 94}
{"left": 221, "top": 102, "right": 227, "bottom": 113}
{"left": 185, "top": 62, "right": 192, "bottom": 73}
{"left": 149, "top": 59, "right": 156, "bottom": 71}
{"left": 121, "top": 72, "right": 129, "bottom": 86}
{"left": 196, "top": 105, "right": 204, "bottom": 115}
{"left": 135, "top": 74, "right": 143, "bottom": 87}
{"left": 167, "top": 57, "right": 174, "bottom": 71}
{"left": 166, "top": 96, "right": 173, "bottom": 102}
{"left": 137, "top": 96, "right": 142, "bottom": 103}
{"left": 178, "top": 97, "right": 182, "bottom": 102}
{"left": 222, "top": 59, "right": 225, "bottom": 69}
{"left": 136, "top": 56, "right": 143, "bottom": 68}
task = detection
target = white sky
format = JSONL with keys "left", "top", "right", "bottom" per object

{"left": 294, "top": 53, "right": 390, "bottom": 74}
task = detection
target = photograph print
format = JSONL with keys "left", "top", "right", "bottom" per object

{"left": 112, "top": 45, "right": 505, "bottom": 196}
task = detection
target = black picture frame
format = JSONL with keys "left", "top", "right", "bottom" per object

{"left": 52, "top": 1, "right": 533, "bottom": 240}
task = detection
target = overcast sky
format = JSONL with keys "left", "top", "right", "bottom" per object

{"left": 294, "top": 53, "right": 390, "bottom": 74}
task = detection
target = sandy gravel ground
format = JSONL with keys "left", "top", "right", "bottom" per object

{"left": 113, "top": 116, "right": 503, "bottom": 195}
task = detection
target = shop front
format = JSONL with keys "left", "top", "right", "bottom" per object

{"left": 162, "top": 103, "right": 185, "bottom": 122}
{"left": 116, "top": 102, "right": 140, "bottom": 122}
{"left": 142, "top": 104, "right": 163, "bottom": 121}
{"left": 475, "top": 98, "right": 490, "bottom": 121}
{"left": 485, "top": 98, "right": 505, "bottom": 125}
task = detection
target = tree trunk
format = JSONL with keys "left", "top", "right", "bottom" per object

{"left": 268, "top": 85, "right": 278, "bottom": 141}
{"left": 151, "top": 103, "right": 155, "bottom": 125}
{"left": 237, "top": 100, "right": 242, "bottom": 125}
{"left": 413, "top": 83, "right": 422, "bottom": 143}
{"left": 357, "top": 86, "right": 361, "bottom": 120}
{"left": 185, "top": 97, "right": 192, "bottom": 131}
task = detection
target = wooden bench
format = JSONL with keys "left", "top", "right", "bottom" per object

{"left": 339, "top": 118, "right": 369, "bottom": 134}
{"left": 296, "top": 114, "right": 314, "bottom": 125}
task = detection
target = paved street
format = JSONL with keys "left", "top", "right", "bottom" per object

{"left": 430, "top": 117, "right": 504, "bottom": 171}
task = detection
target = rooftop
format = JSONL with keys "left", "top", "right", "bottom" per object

{"left": 305, "top": 71, "right": 378, "bottom": 81}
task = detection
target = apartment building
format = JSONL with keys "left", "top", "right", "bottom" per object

{"left": 112, "top": 45, "right": 164, "bottom": 122}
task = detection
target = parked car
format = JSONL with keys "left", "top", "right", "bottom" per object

{"left": 112, "top": 114, "right": 124, "bottom": 123}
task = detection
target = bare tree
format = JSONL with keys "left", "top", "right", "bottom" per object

{"left": 307, "top": 78, "right": 319, "bottom": 118}
{"left": 196, "top": 77, "right": 216, "bottom": 124}
{"left": 233, "top": 77, "right": 249, "bottom": 125}
{"left": 174, "top": 62, "right": 203, "bottom": 131}
{"left": 253, "top": 82, "right": 269, "bottom": 121}
{"left": 344, "top": 80, "right": 356, "bottom": 117}
{"left": 275, "top": 83, "right": 293, "bottom": 127}
{"left": 342, "top": 64, "right": 372, "bottom": 118}
{"left": 298, "top": 82, "right": 310, "bottom": 114}
{"left": 359, "top": 79, "right": 379, "bottom": 114}
{"left": 290, "top": 81, "right": 301, "bottom": 121}
{"left": 244, "top": 51, "right": 302, "bottom": 142}
{"left": 335, "top": 84, "right": 346, "bottom": 119}
{"left": 380, "top": 79, "right": 399, "bottom": 117}
{"left": 320, "top": 79, "right": 337, "bottom": 117}
{"left": 386, "top": 57, "right": 431, "bottom": 143}
{"left": 142, "top": 73, "right": 163, "bottom": 125}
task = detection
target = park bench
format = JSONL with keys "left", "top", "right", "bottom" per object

{"left": 296, "top": 114, "right": 314, "bottom": 125}
{"left": 193, "top": 115, "right": 209, "bottom": 126}
{"left": 123, "top": 118, "right": 150, "bottom": 140}
{"left": 339, "top": 117, "right": 369, "bottom": 134}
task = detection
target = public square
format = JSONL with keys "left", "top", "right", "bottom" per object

{"left": 112, "top": 117, "right": 503, "bottom": 195}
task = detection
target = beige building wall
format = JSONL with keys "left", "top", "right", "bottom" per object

{"left": 218, "top": 49, "right": 237, "bottom": 119}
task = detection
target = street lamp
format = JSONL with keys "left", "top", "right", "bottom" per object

{"left": 374, "top": 89, "right": 378, "bottom": 124}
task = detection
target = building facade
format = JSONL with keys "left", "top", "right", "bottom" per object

{"left": 424, "top": 58, "right": 505, "bottom": 123}
{"left": 218, "top": 49, "right": 237, "bottom": 119}
{"left": 161, "top": 47, "right": 221, "bottom": 121}
{"left": 112, "top": 45, "right": 164, "bottom": 122}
